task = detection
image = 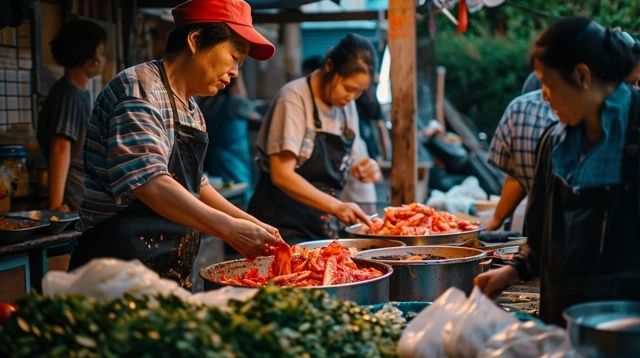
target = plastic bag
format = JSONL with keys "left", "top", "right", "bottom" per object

{"left": 427, "top": 177, "right": 487, "bottom": 214}
{"left": 397, "top": 287, "right": 468, "bottom": 358}
{"left": 42, "top": 258, "right": 257, "bottom": 307}
{"left": 43, "top": 258, "right": 191, "bottom": 301}
{"left": 442, "top": 286, "right": 518, "bottom": 357}
{"left": 479, "top": 321, "right": 582, "bottom": 358}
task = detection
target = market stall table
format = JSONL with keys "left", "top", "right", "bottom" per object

{"left": 0, "top": 230, "right": 81, "bottom": 295}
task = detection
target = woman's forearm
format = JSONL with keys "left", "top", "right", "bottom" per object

{"left": 133, "top": 175, "right": 234, "bottom": 238}
{"left": 48, "top": 136, "right": 72, "bottom": 210}
{"left": 199, "top": 183, "right": 260, "bottom": 224}
{"left": 492, "top": 175, "right": 527, "bottom": 223}
{"left": 271, "top": 169, "right": 341, "bottom": 214}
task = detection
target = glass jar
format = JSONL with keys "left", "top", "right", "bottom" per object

{"left": 0, "top": 145, "right": 30, "bottom": 198}
{"left": 0, "top": 166, "right": 11, "bottom": 215}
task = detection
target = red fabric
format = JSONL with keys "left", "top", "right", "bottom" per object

{"left": 456, "top": 0, "right": 468, "bottom": 34}
{"left": 171, "top": 0, "right": 275, "bottom": 60}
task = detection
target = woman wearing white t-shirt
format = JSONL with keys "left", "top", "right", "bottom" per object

{"left": 249, "top": 33, "right": 382, "bottom": 242}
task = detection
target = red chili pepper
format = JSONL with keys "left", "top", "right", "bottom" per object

{"left": 457, "top": 0, "right": 468, "bottom": 34}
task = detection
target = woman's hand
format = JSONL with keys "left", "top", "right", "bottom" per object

{"left": 484, "top": 215, "right": 504, "bottom": 232}
{"left": 473, "top": 265, "right": 520, "bottom": 299}
{"left": 224, "top": 217, "right": 281, "bottom": 259}
{"left": 352, "top": 158, "right": 382, "bottom": 183}
{"left": 332, "top": 202, "right": 371, "bottom": 226}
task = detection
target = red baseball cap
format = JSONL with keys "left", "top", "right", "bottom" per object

{"left": 172, "top": 0, "right": 275, "bottom": 61}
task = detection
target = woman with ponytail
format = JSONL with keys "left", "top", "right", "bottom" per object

{"left": 249, "top": 33, "right": 382, "bottom": 243}
{"left": 475, "top": 17, "right": 640, "bottom": 325}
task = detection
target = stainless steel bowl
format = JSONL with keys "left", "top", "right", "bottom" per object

{"left": 296, "top": 238, "right": 405, "bottom": 252}
{"left": 563, "top": 300, "right": 640, "bottom": 357}
{"left": 344, "top": 223, "right": 483, "bottom": 246}
{"left": 200, "top": 256, "right": 392, "bottom": 305}
{"left": 356, "top": 246, "right": 487, "bottom": 302}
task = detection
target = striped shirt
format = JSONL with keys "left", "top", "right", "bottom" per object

{"left": 488, "top": 90, "right": 557, "bottom": 192}
{"left": 80, "top": 60, "right": 207, "bottom": 229}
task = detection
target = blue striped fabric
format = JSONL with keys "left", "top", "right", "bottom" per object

{"left": 488, "top": 90, "right": 558, "bottom": 192}
{"left": 80, "top": 60, "right": 207, "bottom": 230}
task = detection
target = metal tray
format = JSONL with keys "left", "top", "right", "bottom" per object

{"left": 6, "top": 210, "right": 79, "bottom": 234}
{"left": 344, "top": 222, "right": 484, "bottom": 246}
{"left": 296, "top": 238, "right": 405, "bottom": 252}
{"left": 0, "top": 217, "right": 50, "bottom": 245}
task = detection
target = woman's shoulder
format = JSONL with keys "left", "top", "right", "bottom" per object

{"left": 276, "top": 77, "right": 310, "bottom": 101}
{"left": 99, "top": 61, "right": 163, "bottom": 106}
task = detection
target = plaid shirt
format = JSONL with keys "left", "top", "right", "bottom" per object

{"left": 80, "top": 60, "right": 207, "bottom": 229}
{"left": 488, "top": 90, "right": 557, "bottom": 192}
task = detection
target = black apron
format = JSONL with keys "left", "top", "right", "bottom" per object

{"left": 248, "top": 77, "right": 355, "bottom": 243}
{"left": 69, "top": 60, "right": 209, "bottom": 289}
{"left": 525, "top": 90, "right": 640, "bottom": 326}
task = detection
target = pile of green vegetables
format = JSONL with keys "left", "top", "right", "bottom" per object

{"left": 0, "top": 287, "right": 404, "bottom": 357}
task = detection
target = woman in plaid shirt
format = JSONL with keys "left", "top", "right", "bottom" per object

{"left": 69, "top": 0, "right": 283, "bottom": 288}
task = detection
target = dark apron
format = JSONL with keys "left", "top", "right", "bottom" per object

{"left": 532, "top": 90, "right": 640, "bottom": 326}
{"left": 69, "top": 60, "right": 209, "bottom": 289}
{"left": 248, "top": 76, "right": 355, "bottom": 243}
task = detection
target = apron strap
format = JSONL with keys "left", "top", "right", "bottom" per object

{"left": 156, "top": 59, "right": 182, "bottom": 132}
{"left": 622, "top": 89, "right": 640, "bottom": 218}
{"left": 306, "top": 75, "right": 354, "bottom": 139}
{"left": 306, "top": 75, "right": 323, "bottom": 130}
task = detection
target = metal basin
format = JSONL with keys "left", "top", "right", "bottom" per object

{"left": 296, "top": 238, "right": 405, "bottom": 252}
{"left": 200, "top": 256, "right": 392, "bottom": 305}
{"left": 564, "top": 300, "right": 640, "bottom": 357}
{"left": 344, "top": 223, "right": 483, "bottom": 246}
{"left": 356, "top": 246, "right": 486, "bottom": 302}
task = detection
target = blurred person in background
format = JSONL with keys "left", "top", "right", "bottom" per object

{"left": 198, "top": 74, "right": 259, "bottom": 207}
{"left": 37, "top": 20, "right": 107, "bottom": 212}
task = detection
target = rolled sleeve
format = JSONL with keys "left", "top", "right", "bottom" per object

{"left": 107, "top": 98, "right": 171, "bottom": 198}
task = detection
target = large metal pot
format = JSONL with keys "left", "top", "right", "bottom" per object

{"left": 344, "top": 223, "right": 483, "bottom": 246}
{"left": 355, "top": 246, "right": 486, "bottom": 302}
{"left": 200, "top": 256, "right": 392, "bottom": 305}
{"left": 296, "top": 238, "right": 405, "bottom": 252}
{"left": 563, "top": 300, "right": 640, "bottom": 357}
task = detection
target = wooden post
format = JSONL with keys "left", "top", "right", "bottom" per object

{"left": 388, "top": 0, "right": 417, "bottom": 205}
{"left": 435, "top": 66, "right": 446, "bottom": 126}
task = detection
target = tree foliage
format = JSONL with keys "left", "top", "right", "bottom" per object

{"left": 428, "top": 0, "right": 640, "bottom": 135}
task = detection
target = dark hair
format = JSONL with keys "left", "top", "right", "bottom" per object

{"left": 321, "top": 33, "right": 377, "bottom": 84}
{"left": 531, "top": 16, "right": 638, "bottom": 86}
{"left": 302, "top": 55, "right": 323, "bottom": 75}
{"left": 50, "top": 20, "right": 107, "bottom": 68}
{"left": 165, "top": 23, "right": 245, "bottom": 54}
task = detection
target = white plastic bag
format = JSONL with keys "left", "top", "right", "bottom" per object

{"left": 442, "top": 286, "right": 519, "bottom": 358}
{"left": 427, "top": 177, "right": 488, "bottom": 214}
{"left": 43, "top": 259, "right": 191, "bottom": 301}
{"left": 479, "top": 321, "right": 582, "bottom": 358}
{"left": 42, "top": 258, "right": 257, "bottom": 307}
{"left": 397, "top": 287, "right": 468, "bottom": 358}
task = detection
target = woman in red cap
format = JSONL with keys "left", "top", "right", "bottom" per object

{"left": 248, "top": 33, "right": 382, "bottom": 243}
{"left": 69, "top": 0, "right": 281, "bottom": 288}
